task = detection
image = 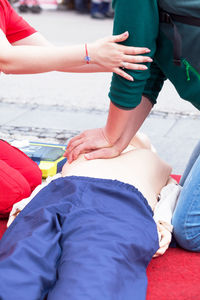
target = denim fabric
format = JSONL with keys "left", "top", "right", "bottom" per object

{"left": 180, "top": 140, "right": 200, "bottom": 186}
{"left": 172, "top": 152, "right": 200, "bottom": 251}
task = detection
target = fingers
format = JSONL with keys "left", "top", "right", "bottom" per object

{"left": 153, "top": 227, "right": 172, "bottom": 258}
{"left": 153, "top": 244, "right": 169, "bottom": 257}
{"left": 109, "top": 32, "right": 151, "bottom": 57}
{"left": 64, "top": 137, "right": 84, "bottom": 158}
{"left": 113, "top": 64, "right": 148, "bottom": 80}
{"left": 64, "top": 128, "right": 112, "bottom": 163}
{"left": 65, "top": 139, "right": 87, "bottom": 164}
{"left": 122, "top": 45, "right": 151, "bottom": 55}
{"left": 120, "top": 62, "right": 148, "bottom": 71}
{"left": 85, "top": 146, "right": 120, "bottom": 160}
{"left": 68, "top": 141, "right": 95, "bottom": 163}
{"left": 153, "top": 236, "right": 170, "bottom": 257}
{"left": 153, "top": 245, "right": 169, "bottom": 258}
{"left": 159, "top": 231, "right": 172, "bottom": 249}
{"left": 110, "top": 31, "right": 129, "bottom": 43}
{"left": 123, "top": 55, "right": 153, "bottom": 64}
{"left": 113, "top": 67, "right": 134, "bottom": 81}
{"left": 120, "top": 54, "right": 153, "bottom": 71}
{"left": 65, "top": 134, "right": 83, "bottom": 151}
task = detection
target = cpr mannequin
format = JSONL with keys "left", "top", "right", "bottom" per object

{"left": 8, "top": 132, "right": 179, "bottom": 255}
{"left": 1, "top": 133, "right": 181, "bottom": 300}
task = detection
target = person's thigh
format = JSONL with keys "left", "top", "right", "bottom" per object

{"left": 47, "top": 177, "right": 159, "bottom": 300}
{"left": 172, "top": 154, "right": 200, "bottom": 251}
{"left": 179, "top": 140, "right": 200, "bottom": 186}
{"left": 0, "top": 160, "right": 31, "bottom": 216}
{"left": 0, "top": 140, "right": 42, "bottom": 192}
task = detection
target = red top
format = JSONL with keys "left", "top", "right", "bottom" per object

{"left": 0, "top": 0, "right": 37, "bottom": 43}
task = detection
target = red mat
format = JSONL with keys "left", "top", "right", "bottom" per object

{"left": 147, "top": 248, "right": 200, "bottom": 300}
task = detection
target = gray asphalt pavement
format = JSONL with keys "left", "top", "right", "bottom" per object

{"left": 0, "top": 9, "right": 200, "bottom": 174}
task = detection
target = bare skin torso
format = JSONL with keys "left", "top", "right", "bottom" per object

{"left": 62, "top": 147, "right": 172, "bottom": 210}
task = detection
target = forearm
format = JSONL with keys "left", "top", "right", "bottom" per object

{"left": 11, "top": 32, "right": 106, "bottom": 74}
{"left": 0, "top": 42, "right": 91, "bottom": 74}
{"left": 63, "top": 64, "right": 106, "bottom": 73}
{"left": 105, "top": 96, "right": 153, "bottom": 147}
{"left": 104, "top": 101, "right": 134, "bottom": 144}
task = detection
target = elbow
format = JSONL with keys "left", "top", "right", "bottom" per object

{"left": 0, "top": 60, "right": 13, "bottom": 75}
{"left": 0, "top": 49, "right": 16, "bottom": 74}
{"left": 0, "top": 59, "right": 7, "bottom": 73}
{"left": 1, "top": 67, "right": 11, "bottom": 75}
{"left": 0, "top": 64, "right": 10, "bottom": 75}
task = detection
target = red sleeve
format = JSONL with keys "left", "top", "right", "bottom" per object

{"left": 0, "top": 0, "right": 7, "bottom": 33}
{"left": 0, "top": 0, "right": 37, "bottom": 43}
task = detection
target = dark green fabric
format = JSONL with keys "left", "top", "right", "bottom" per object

{"left": 144, "top": 37, "right": 200, "bottom": 110}
{"left": 144, "top": 30, "right": 200, "bottom": 110}
{"left": 109, "top": 0, "right": 200, "bottom": 111}
{"left": 146, "top": 0, "right": 200, "bottom": 110}
{"left": 159, "top": 0, "right": 200, "bottom": 73}
{"left": 155, "top": 29, "right": 200, "bottom": 110}
{"left": 158, "top": 0, "right": 200, "bottom": 18}
{"left": 109, "top": 0, "right": 159, "bottom": 109}
{"left": 144, "top": 3, "right": 200, "bottom": 111}
{"left": 143, "top": 62, "right": 166, "bottom": 105}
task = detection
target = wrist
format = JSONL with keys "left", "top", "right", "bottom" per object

{"left": 86, "top": 43, "right": 96, "bottom": 65}
{"left": 101, "top": 127, "right": 114, "bottom": 146}
{"left": 103, "top": 126, "right": 118, "bottom": 145}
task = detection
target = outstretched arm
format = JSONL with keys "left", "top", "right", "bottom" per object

{"left": 0, "top": 30, "right": 152, "bottom": 79}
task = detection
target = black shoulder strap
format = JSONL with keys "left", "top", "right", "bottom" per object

{"left": 159, "top": 9, "right": 200, "bottom": 66}
{"left": 160, "top": 10, "right": 200, "bottom": 27}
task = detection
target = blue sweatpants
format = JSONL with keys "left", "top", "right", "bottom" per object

{"left": 0, "top": 176, "right": 159, "bottom": 300}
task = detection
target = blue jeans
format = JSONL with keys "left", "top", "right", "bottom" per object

{"left": 172, "top": 141, "right": 200, "bottom": 251}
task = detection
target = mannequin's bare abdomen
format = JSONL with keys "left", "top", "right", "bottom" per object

{"left": 62, "top": 149, "right": 172, "bottom": 210}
